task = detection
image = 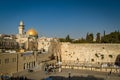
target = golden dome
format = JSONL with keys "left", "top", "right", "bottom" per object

{"left": 26, "top": 28, "right": 38, "bottom": 37}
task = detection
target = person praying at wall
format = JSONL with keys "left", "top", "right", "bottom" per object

{"left": 108, "top": 70, "right": 112, "bottom": 76}
{"left": 45, "top": 66, "right": 48, "bottom": 74}
{"left": 68, "top": 72, "right": 71, "bottom": 80}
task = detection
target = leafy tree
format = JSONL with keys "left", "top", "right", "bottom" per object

{"left": 59, "top": 38, "right": 66, "bottom": 42}
{"left": 59, "top": 30, "right": 120, "bottom": 43}
{"left": 72, "top": 38, "right": 86, "bottom": 43}
{"left": 59, "top": 35, "right": 72, "bottom": 42}
{"left": 104, "top": 30, "right": 106, "bottom": 37}
{"left": 86, "top": 33, "right": 94, "bottom": 43}
{"left": 96, "top": 32, "right": 101, "bottom": 43}
{"left": 101, "top": 31, "right": 120, "bottom": 43}
{"left": 65, "top": 35, "right": 71, "bottom": 42}
{"left": 89, "top": 33, "right": 94, "bottom": 42}
{"left": 79, "top": 38, "right": 86, "bottom": 43}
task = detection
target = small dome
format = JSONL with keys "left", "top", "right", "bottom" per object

{"left": 20, "top": 21, "right": 24, "bottom": 25}
{"left": 26, "top": 28, "right": 38, "bottom": 37}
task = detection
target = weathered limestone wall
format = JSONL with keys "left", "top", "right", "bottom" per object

{"left": 61, "top": 43, "right": 120, "bottom": 64}
{"left": 0, "top": 53, "right": 18, "bottom": 75}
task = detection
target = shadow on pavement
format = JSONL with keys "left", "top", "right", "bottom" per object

{"left": 42, "top": 75, "right": 104, "bottom": 80}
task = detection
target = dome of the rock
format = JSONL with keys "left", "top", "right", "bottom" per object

{"left": 26, "top": 28, "right": 38, "bottom": 37}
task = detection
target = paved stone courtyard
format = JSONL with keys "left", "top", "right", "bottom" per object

{"left": 13, "top": 68, "right": 120, "bottom": 80}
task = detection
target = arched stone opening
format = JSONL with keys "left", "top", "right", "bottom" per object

{"left": 115, "top": 54, "right": 120, "bottom": 66}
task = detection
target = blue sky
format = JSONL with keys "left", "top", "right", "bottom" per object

{"left": 0, "top": 0, "right": 120, "bottom": 38}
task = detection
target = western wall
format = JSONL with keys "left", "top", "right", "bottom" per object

{"left": 60, "top": 43, "right": 120, "bottom": 66}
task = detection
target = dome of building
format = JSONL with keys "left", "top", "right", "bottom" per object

{"left": 26, "top": 28, "right": 38, "bottom": 37}
{"left": 19, "top": 21, "right": 24, "bottom": 25}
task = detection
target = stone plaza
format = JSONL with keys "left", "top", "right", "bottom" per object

{"left": 13, "top": 68, "right": 120, "bottom": 80}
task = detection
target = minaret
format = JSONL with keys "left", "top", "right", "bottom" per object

{"left": 18, "top": 21, "right": 24, "bottom": 35}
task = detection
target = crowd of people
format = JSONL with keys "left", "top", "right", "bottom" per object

{"left": 1, "top": 75, "right": 30, "bottom": 80}
{"left": 44, "top": 63, "right": 59, "bottom": 74}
